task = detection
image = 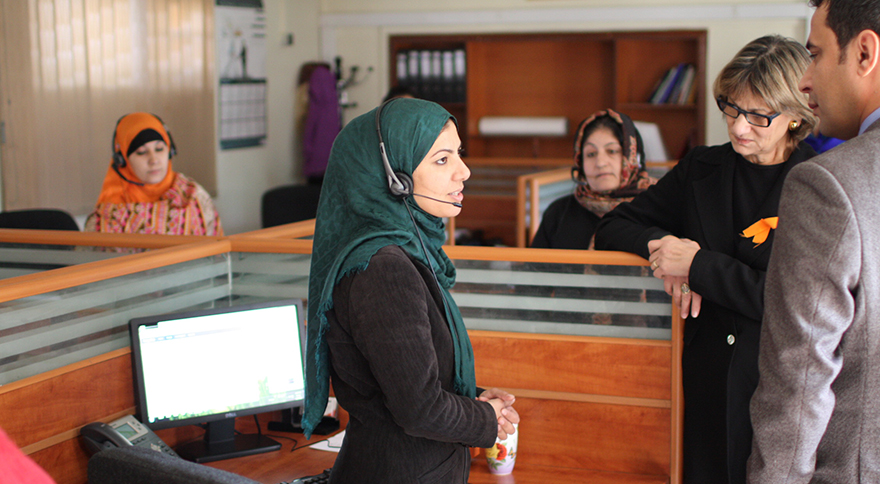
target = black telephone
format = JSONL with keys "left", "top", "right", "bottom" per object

{"left": 80, "top": 414, "right": 178, "bottom": 457}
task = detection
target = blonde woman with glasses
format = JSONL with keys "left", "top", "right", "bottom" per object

{"left": 595, "top": 35, "right": 817, "bottom": 484}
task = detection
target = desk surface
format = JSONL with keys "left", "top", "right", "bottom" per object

{"left": 205, "top": 420, "right": 667, "bottom": 484}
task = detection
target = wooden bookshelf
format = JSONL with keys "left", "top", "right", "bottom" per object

{"left": 390, "top": 31, "right": 706, "bottom": 245}
{"left": 390, "top": 30, "right": 705, "bottom": 159}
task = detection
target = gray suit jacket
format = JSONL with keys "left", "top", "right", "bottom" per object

{"left": 748, "top": 121, "right": 880, "bottom": 483}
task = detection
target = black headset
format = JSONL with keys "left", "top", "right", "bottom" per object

{"left": 376, "top": 99, "right": 414, "bottom": 199}
{"left": 375, "top": 98, "right": 457, "bottom": 316}
{"left": 111, "top": 113, "right": 177, "bottom": 170}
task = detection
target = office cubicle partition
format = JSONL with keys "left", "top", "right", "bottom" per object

{"left": 0, "top": 225, "right": 682, "bottom": 484}
{"left": 0, "top": 225, "right": 317, "bottom": 385}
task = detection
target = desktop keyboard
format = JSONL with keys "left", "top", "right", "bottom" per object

{"left": 287, "top": 468, "right": 332, "bottom": 484}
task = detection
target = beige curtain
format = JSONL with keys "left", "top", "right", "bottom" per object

{"left": 0, "top": 0, "right": 215, "bottom": 215}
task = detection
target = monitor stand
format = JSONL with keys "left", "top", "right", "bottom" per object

{"left": 268, "top": 408, "right": 340, "bottom": 435}
{"left": 175, "top": 418, "right": 281, "bottom": 463}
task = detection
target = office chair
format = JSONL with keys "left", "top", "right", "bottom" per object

{"left": 88, "top": 446, "right": 260, "bottom": 484}
{"left": 0, "top": 209, "right": 79, "bottom": 230}
{"left": 260, "top": 184, "right": 322, "bottom": 228}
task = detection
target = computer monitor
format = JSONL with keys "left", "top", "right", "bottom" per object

{"left": 129, "top": 299, "right": 306, "bottom": 463}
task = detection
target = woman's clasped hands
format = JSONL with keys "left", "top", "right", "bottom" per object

{"left": 648, "top": 235, "right": 702, "bottom": 319}
{"left": 478, "top": 388, "right": 520, "bottom": 440}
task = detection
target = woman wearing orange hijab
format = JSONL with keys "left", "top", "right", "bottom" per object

{"left": 84, "top": 113, "right": 223, "bottom": 235}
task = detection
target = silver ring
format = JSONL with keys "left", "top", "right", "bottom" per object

{"left": 681, "top": 283, "right": 691, "bottom": 295}
{"left": 650, "top": 260, "right": 659, "bottom": 270}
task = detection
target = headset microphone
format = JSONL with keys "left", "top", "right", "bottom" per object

{"left": 413, "top": 193, "right": 462, "bottom": 208}
{"left": 112, "top": 164, "right": 145, "bottom": 186}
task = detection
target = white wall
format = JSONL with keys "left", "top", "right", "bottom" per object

{"left": 319, "top": 0, "right": 811, "bottom": 147}
{"left": 213, "top": 0, "right": 321, "bottom": 234}
{"left": 215, "top": 0, "right": 812, "bottom": 233}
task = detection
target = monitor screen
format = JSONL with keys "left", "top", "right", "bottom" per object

{"left": 129, "top": 299, "right": 306, "bottom": 462}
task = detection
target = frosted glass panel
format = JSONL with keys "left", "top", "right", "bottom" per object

{"left": 229, "top": 252, "right": 311, "bottom": 302}
{"left": 451, "top": 260, "right": 671, "bottom": 339}
{"left": 0, "top": 247, "right": 672, "bottom": 386}
{"left": 0, "top": 255, "right": 230, "bottom": 385}
{"left": 0, "top": 243, "right": 125, "bottom": 280}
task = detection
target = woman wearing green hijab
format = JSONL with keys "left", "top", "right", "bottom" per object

{"left": 302, "top": 98, "right": 518, "bottom": 483}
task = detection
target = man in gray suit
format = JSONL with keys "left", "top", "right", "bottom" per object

{"left": 747, "top": 0, "right": 880, "bottom": 482}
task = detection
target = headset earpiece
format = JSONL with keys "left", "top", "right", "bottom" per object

{"left": 112, "top": 115, "right": 127, "bottom": 168}
{"left": 390, "top": 172, "right": 413, "bottom": 198}
{"left": 376, "top": 98, "right": 413, "bottom": 200}
{"left": 113, "top": 150, "right": 127, "bottom": 168}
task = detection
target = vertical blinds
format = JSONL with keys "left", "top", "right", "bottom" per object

{"left": 0, "top": 0, "right": 216, "bottom": 214}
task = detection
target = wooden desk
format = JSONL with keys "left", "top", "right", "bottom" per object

{"left": 204, "top": 413, "right": 340, "bottom": 483}
{"left": 208, "top": 436, "right": 667, "bottom": 484}
{"left": 205, "top": 435, "right": 338, "bottom": 483}
{"left": 468, "top": 464, "right": 668, "bottom": 484}
{"left": 206, "top": 416, "right": 666, "bottom": 484}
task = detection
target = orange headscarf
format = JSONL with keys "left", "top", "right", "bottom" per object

{"left": 96, "top": 113, "right": 177, "bottom": 204}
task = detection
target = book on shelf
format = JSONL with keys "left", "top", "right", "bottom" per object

{"left": 396, "top": 53, "right": 408, "bottom": 85}
{"left": 674, "top": 64, "right": 696, "bottom": 104}
{"left": 431, "top": 50, "right": 443, "bottom": 101}
{"left": 648, "top": 63, "right": 696, "bottom": 105}
{"left": 453, "top": 49, "right": 466, "bottom": 102}
{"left": 407, "top": 50, "right": 420, "bottom": 96}
{"left": 648, "top": 65, "right": 678, "bottom": 104}
{"left": 441, "top": 51, "right": 455, "bottom": 103}
{"left": 419, "top": 50, "right": 432, "bottom": 99}
{"left": 394, "top": 48, "right": 466, "bottom": 103}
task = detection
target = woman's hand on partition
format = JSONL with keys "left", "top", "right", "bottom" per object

{"left": 662, "top": 275, "right": 702, "bottom": 319}
{"left": 647, "top": 235, "right": 700, "bottom": 279}
{"left": 648, "top": 235, "right": 701, "bottom": 318}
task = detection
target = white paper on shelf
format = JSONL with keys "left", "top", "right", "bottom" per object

{"left": 633, "top": 121, "right": 669, "bottom": 161}
{"left": 477, "top": 116, "right": 568, "bottom": 137}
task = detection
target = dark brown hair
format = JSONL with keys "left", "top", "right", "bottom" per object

{"left": 810, "top": 0, "right": 880, "bottom": 61}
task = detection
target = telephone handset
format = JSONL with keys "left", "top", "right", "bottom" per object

{"left": 80, "top": 414, "right": 178, "bottom": 457}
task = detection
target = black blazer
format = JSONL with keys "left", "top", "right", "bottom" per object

{"left": 325, "top": 246, "right": 497, "bottom": 484}
{"left": 595, "top": 142, "right": 816, "bottom": 484}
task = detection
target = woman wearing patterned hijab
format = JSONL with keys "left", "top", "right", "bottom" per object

{"left": 530, "top": 109, "right": 656, "bottom": 249}
{"left": 84, "top": 113, "right": 222, "bottom": 235}
{"left": 302, "top": 98, "right": 518, "bottom": 483}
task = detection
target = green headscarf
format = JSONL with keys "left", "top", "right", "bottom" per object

{"left": 302, "top": 98, "right": 477, "bottom": 437}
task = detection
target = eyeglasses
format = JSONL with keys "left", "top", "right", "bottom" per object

{"left": 716, "top": 97, "right": 781, "bottom": 128}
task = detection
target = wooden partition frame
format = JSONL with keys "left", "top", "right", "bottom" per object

{"left": 516, "top": 167, "right": 572, "bottom": 247}
{"left": 514, "top": 160, "right": 680, "bottom": 248}
{"left": 453, "top": 157, "right": 571, "bottom": 246}
{"left": 0, "top": 231, "right": 682, "bottom": 484}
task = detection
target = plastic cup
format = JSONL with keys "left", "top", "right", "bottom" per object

{"left": 485, "top": 423, "right": 518, "bottom": 475}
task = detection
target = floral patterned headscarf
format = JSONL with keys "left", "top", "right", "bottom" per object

{"left": 572, "top": 109, "right": 656, "bottom": 217}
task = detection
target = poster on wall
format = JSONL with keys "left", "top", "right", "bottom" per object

{"left": 216, "top": 0, "right": 267, "bottom": 150}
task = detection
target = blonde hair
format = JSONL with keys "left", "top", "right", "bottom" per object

{"left": 713, "top": 35, "right": 817, "bottom": 148}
